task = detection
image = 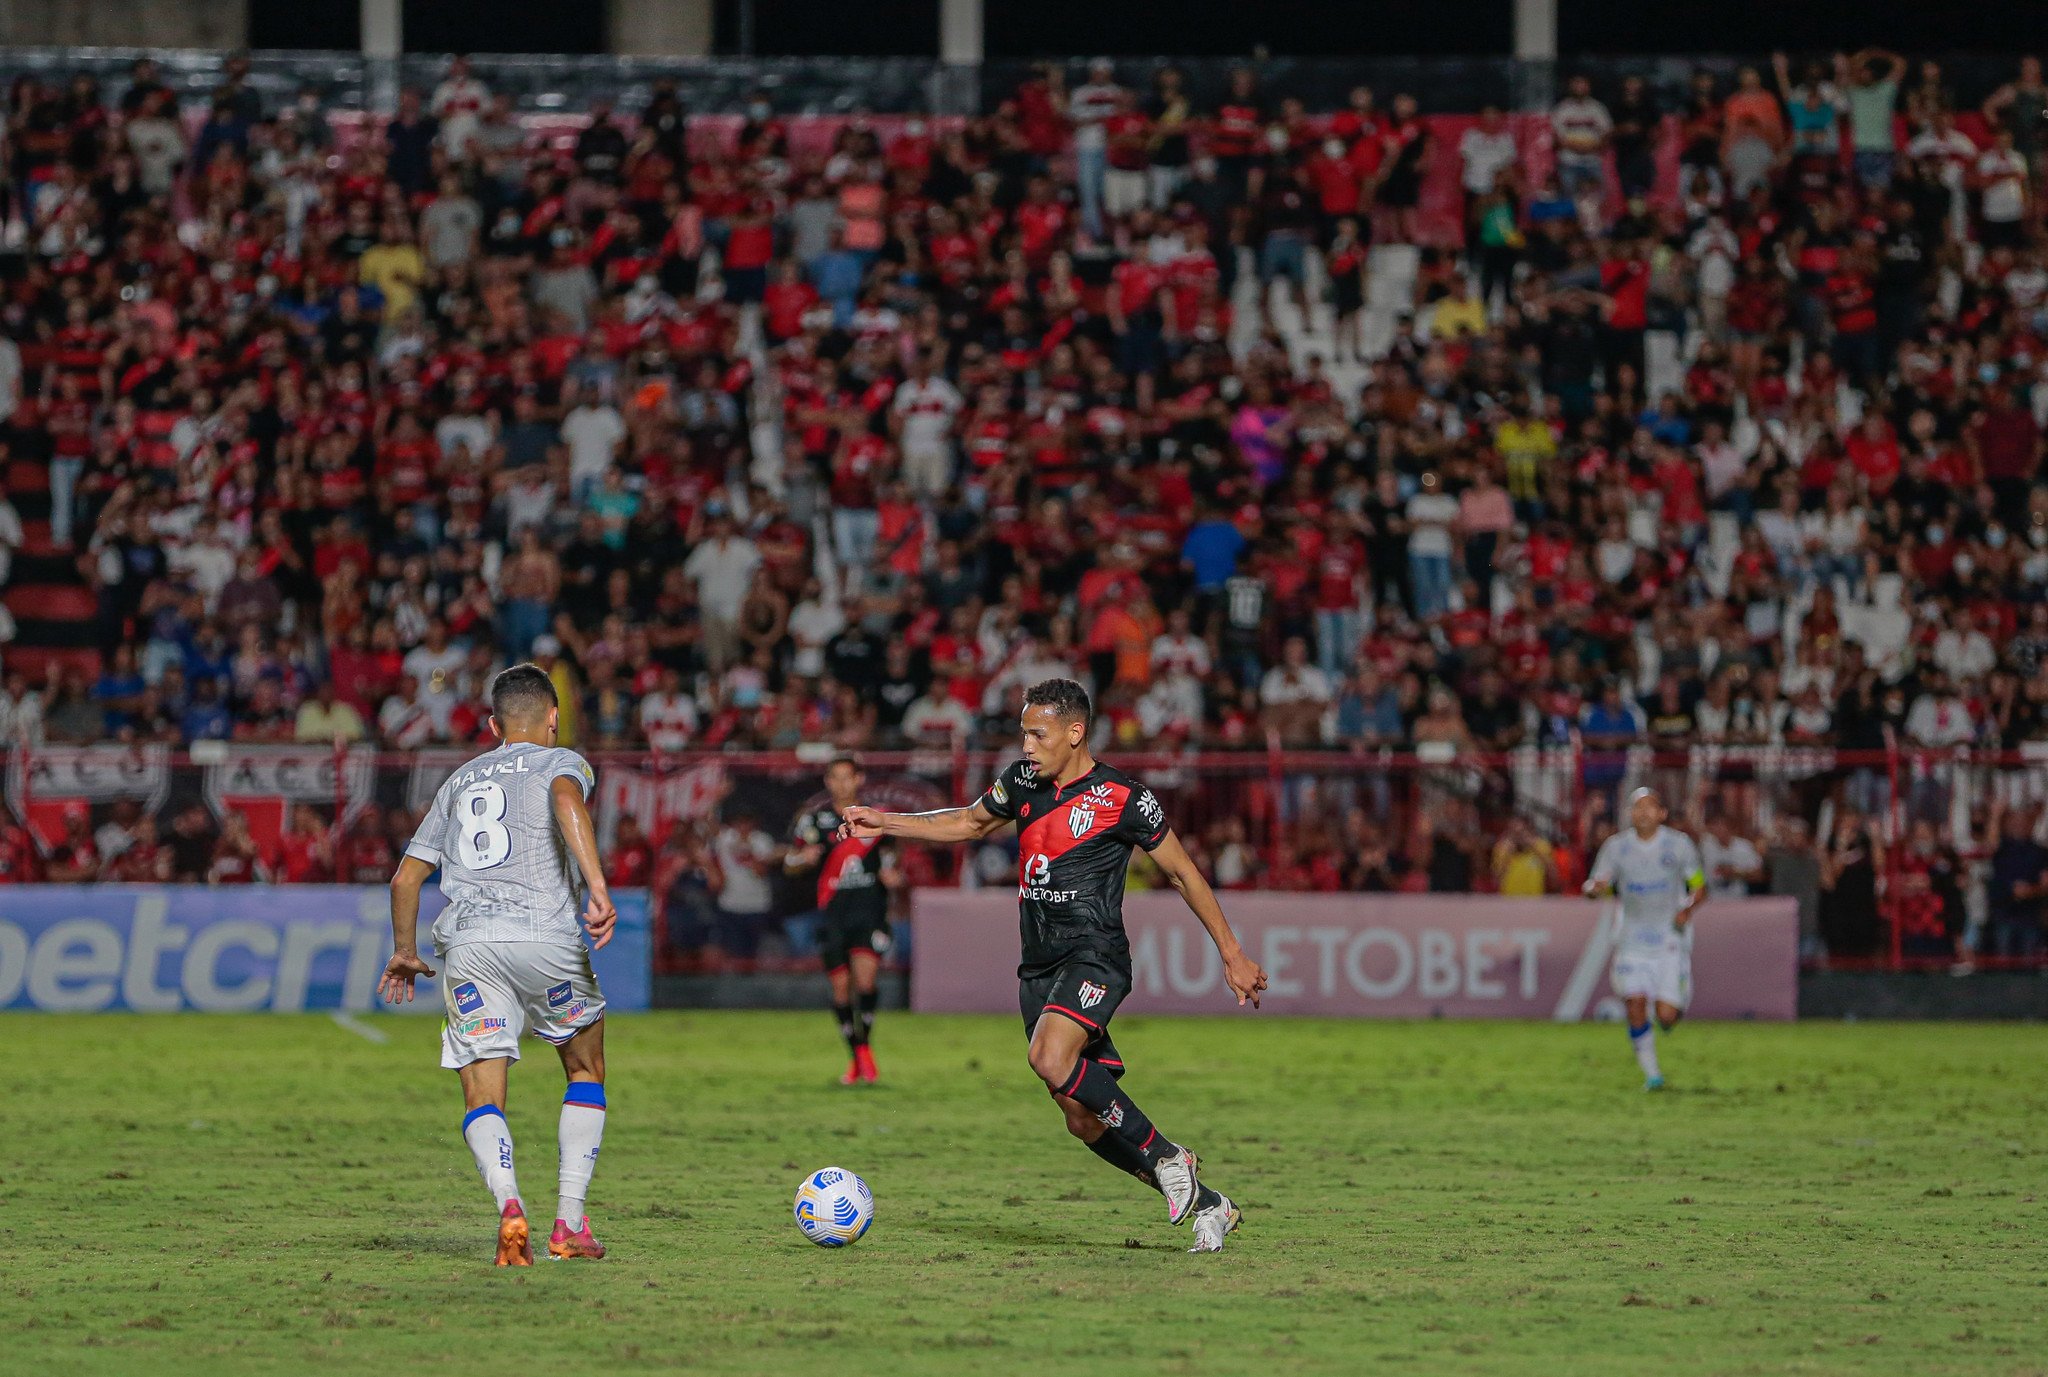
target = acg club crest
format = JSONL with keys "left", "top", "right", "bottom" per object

{"left": 1068, "top": 804, "right": 1096, "bottom": 839}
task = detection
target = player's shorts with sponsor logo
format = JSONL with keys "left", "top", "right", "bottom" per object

{"left": 1610, "top": 941, "right": 1690, "bottom": 1010}
{"left": 1019, "top": 951, "right": 1131, "bottom": 1079}
{"left": 439, "top": 939, "right": 605, "bottom": 1070}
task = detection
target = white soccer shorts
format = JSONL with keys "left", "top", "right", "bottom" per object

{"left": 438, "top": 940, "right": 606, "bottom": 1070}
{"left": 1609, "top": 945, "right": 1691, "bottom": 1011}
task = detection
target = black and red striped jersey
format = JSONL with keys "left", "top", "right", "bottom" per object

{"left": 976, "top": 758, "right": 1170, "bottom": 976}
{"left": 817, "top": 834, "right": 889, "bottom": 927}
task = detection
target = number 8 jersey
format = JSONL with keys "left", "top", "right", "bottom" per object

{"left": 405, "top": 742, "right": 598, "bottom": 953}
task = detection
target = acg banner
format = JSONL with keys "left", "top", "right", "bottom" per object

{"left": 202, "top": 745, "right": 378, "bottom": 854}
{"left": 0, "top": 885, "right": 651, "bottom": 1013}
{"left": 911, "top": 892, "right": 1798, "bottom": 1021}
{"left": 5, "top": 746, "right": 170, "bottom": 851}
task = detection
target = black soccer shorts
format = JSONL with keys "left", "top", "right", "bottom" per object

{"left": 818, "top": 905, "right": 883, "bottom": 974}
{"left": 1019, "top": 954, "right": 1131, "bottom": 1079}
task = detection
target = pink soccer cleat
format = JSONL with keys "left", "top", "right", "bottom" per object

{"left": 548, "top": 1217, "right": 606, "bottom": 1260}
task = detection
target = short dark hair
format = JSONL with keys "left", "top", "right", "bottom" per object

{"left": 1023, "top": 678, "right": 1092, "bottom": 729}
{"left": 491, "top": 663, "right": 558, "bottom": 725}
{"left": 826, "top": 754, "right": 863, "bottom": 776}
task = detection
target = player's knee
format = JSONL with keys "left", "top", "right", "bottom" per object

{"left": 1027, "top": 1045, "right": 1074, "bottom": 1089}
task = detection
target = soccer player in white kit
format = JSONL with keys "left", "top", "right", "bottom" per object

{"left": 1582, "top": 787, "right": 1706, "bottom": 1090}
{"left": 378, "top": 665, "right": 617, "bottom": 1265}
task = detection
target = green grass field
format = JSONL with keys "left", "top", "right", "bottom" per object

{"left": 5, "top": 1012, "right": 2044, "bottom": 1376}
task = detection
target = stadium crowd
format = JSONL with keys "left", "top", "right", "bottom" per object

{"left": 0, "top": 51, "right": 2044, "bottom": 960}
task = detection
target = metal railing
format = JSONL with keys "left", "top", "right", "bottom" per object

{"left": 4, "top": 738, "right": 2046, "bottom": 973}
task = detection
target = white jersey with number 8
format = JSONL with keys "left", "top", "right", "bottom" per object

{"left": 405, "top": 741, "right": 598, "bottom": 954}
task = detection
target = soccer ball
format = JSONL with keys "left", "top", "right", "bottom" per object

{"left": 793, "top": 1166, "right": 874, "bottom": 1247}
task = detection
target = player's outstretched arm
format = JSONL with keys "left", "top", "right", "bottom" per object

{"left": 379, "top": 855, "right": 439, "bottom": 1003}
{"left": 837, "top": 799, "right": 1007, "bottom": 846}
{"left": 552, "top": 775, "right": 618, "bottom": 949}
{"left": 1147, "top": 829, "right": 1268, "bottom": 1008}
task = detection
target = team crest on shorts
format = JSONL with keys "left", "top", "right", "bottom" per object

{"left": 452, "top": 981, "right": 484, "bottom": 1016}
{"left": 1078, "top": 980, "right": 1107, "bottom": 1008}
{"left": 1068, "top": 804, "right": 1096, "bottom": 839}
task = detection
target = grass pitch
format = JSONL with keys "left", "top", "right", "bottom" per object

{"left": 5, "top": 1012, "right": 2044, "bottom": 1376}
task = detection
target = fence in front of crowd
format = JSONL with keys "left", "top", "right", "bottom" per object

{"left": 4, "top": 740, "right": 2047, "bottom": 975}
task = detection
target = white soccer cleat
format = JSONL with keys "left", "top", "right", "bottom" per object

{"left": 1152, "top": 1144, "right": 1201, "bottom": 1225}
{"left": 1188, "top": 1193, "right": 1241, "bottom": 1253}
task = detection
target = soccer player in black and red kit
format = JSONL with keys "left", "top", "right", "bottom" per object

{"left": 839, "top": 679, "right": 1268, "bottom": 1252}
{"left": 788, "top": 756, "right": 898, "bottom": 1084}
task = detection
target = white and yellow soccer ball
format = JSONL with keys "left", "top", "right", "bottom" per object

{"left": 793, "top": 1166, "right": 874, "bottom": 1247}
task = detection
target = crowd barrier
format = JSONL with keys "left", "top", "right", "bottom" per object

{"left": 912, "top": 891, "right": 1799, "bottom": 1021}
{"left": 5, "top": 742, "right": 2046, "bottom": 974}
{"left": 0, "top": 885, "right": 651, "bottom": 1013}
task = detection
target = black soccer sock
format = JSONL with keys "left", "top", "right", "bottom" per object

{"left": 1083, "top": 1124, "right": 1160, "bottom": 1192}
{"left": 855, "top": 989, "right": 878, "bottom": 1045}
{"left": 832, "top": 1002, "right": 860, "bottom": 1054}
{"left": 1057, "top": 1058, "right": 1174, "bottom": 1168}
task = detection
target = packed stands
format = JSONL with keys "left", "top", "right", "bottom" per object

{"left": 0, "top": 50, "right": 2044, "bottom": 967}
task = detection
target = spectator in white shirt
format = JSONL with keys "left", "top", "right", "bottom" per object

{"left": 638, "top": 665, "right": 701, "bottom": 753}
{"left": 1974, "top": 128, "right": 2030, "bottom": 248}
{"left": 1458, "top": 105, "right": 1518, "bottom": 199}
{"left": 1069, "top": 59, "right": 1123, "bottom": 239}
{"left": 681, "top": 507, "right": 762, "bottom": 671}
{"left": 1934, "top": 622, "right": 1997, "bottom": 683}
{"left": 890, "top": 351, "right": 964, "bottom": 499}
{"left": 560, "top": 382, "right": 626, "bottom": 502}
{"left": 787, "top": 580, "right": 847, "bottom": 681}
{"left": 1551, "top": 76, "right": 1613, "bottom": 209}
{"left": 378, "top": 675, "right": 438, "bottom": 748}
{"left": 902, "top": 686, "right": 976, "bottom": 747}
{"left": 1149, "top": 606, "right": 1212, "bottom": 681}
{"left": 1700, "top": 813, "right": 1766, "bottom": 898}
{"left": 1259, "top": 636, "right": 1333, "bottom": 747}
{"left": 430, "top": 55, "right": 490, "bottom": 161}
{"left": 1905, "top": 675, "right": 1976, "bottom": 748}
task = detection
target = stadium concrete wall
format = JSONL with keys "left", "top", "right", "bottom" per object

{"left": 0, "top": 885, "right": 650, "bottom": 1013}
{"left": 912, "top": 891, "right": 1800, "bottom": 1021}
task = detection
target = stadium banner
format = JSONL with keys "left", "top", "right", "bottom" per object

{"left": 911, "top": 892, "right": 1798, "bottom": 1021}
{"left": 5, "top": 745, "right": 171, "bottom": 851}
{"left": 0, "top": 886, "right": 650, "bottom": 1014}
{"left": 201, "top": 745, "right": 378, "bottom": 856}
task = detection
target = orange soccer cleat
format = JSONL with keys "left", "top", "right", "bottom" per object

{"left": 496, "top": 1200, "right": 534, "bottom": 1266}
{"left": 854, "top": 1045, "right": 879, "bottom": 1084}
{"left": 840, "top": 1057, "right": 860, "bottom": 1086}
{"left": 548, "top": 1218, "right": 606, "bottom": 1260}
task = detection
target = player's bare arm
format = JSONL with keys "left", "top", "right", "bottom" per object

{"left": 379, "top": 854, "right": 439, "bottom": 1002}
{"left": 1148, "top": 828, "right": 1268, "bottom": 1007}
{"left": 837, "top": 798, "right": 1007, "bottom": 845}
{"left": 552, "top": 775, "right": 617, "bottom": 949}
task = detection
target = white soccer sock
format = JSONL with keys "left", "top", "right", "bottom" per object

{"left": 462, "top": 1105, "right": 521, "bottom": 1212}
{"left": 1628, "top": 1022, "right": 1661, "bottom": 1081}
{"left": 557, "top": 1082, "right": 607, "bottom": 1226}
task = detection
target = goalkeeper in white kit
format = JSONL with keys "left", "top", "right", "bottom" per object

{"left": 1582, "top": 787, "right": 1706, "bottom": 1090}
{"left": 378, "top": 663, "right": 617, "bottom": 1265}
